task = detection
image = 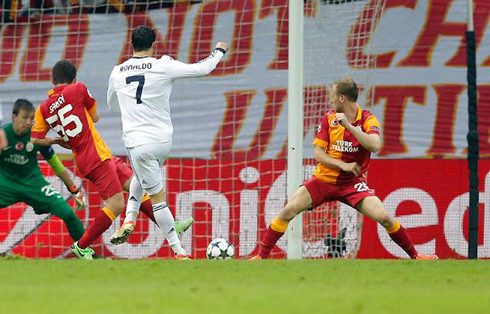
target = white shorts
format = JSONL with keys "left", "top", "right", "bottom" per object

{"left": 126, "top": 141, "right": 172, "bottom": 195}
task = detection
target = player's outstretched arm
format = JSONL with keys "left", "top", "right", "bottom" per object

{"left": 31, "top": 136, "right": 66, "bottom": 147}
{"left": 165, "top": 42, "right": 228, "bottom": 79}
{"left": 30, "top": 106, "right": 68, "bottom": 147}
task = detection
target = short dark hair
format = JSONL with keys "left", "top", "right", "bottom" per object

{"left": 334, "top": 77, "right": 358, "bottom": 102}
{"left": 12, "top": 99, "right": 35, "bottom": 115}
{"left": 52, "top": 60, "right": 77, "bottom": 84}
{"left": 131, "top": 25, "right": 156, "bottom": 52}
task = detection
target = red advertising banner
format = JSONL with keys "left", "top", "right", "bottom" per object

{"left": 358, "top": 159, "right": 490, "bottom": 259}
{"left": 1, "top": 159, "right": 489, "bottom": 259}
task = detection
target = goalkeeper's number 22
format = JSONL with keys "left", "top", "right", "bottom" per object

{"left": 126, "top": 75, "right": 145, "bottom": 104}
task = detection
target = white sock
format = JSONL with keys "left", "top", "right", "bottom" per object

{"left": 153, "top": 202, "right": 186, "bottom": 256}
{"left": 124, "top": 177, "right": 145, "bottom": 225}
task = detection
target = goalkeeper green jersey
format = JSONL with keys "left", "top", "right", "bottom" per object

{"left": 0, "top": 123, "right": 55, "bottom": 181}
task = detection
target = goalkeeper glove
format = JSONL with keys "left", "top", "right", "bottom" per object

{"left": 68, "top": 185, "right": 86, "bottom": 211}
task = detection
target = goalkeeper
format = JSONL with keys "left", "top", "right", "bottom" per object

{"left": 0, "top": 99, "right": 86, "bottom": 242}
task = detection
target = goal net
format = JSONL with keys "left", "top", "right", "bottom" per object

{"left": 0, "top": 0, "right": 385, "bottom": 259}
{"left": 301, "top": 0, "right": 386, "bottom": 258}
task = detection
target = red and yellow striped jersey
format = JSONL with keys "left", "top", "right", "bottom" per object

{"left": 31, "top": 83, "right": 112, "bottom": 176}
{"left": 312, "top": 105, "right": 381, "bottom": 185}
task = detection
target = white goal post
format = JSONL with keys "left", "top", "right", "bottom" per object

{"left": 287, "top": 0, "right": 387, "bottom": 259}
{"left": 286, "top": 0, "right": 303, "bottom": 260}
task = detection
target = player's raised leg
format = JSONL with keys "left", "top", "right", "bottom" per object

{"left": 127, "top": 143, "right": 190, "bottom": 258}
{"left": 251, "top": 186, "right": 313, "bottom": 260}
{"left": 1, "top": 176, "right": 85, "bottom": 243}
{"left": 128, "top": 186, "right": 194, "bottom": 236}
{"left": 34, "top": 193, "right": 85, "bottom": 242}
{"left": 110, "top": 195, "right": 194, "bottom": 245}
{"left": 109, "top": 175, "right": 144, "bottom": 245}
{"left": 150, "top": 189, "right": 188, "bottom": 257}
{"left": 124, "top": 176, "right": 145, "bottom": 224}
{"left": 71, "top": 160, "right": 127, "bottom": 259}
{"left": 110, "top": 160, "right": 194, "bottom": 245}
{"left": 355, "top": 196, "right": 438, "bottom": 259}
{"left": 0, "top": 169, "right": 86, "bottom": 243}
{"left": 72, "top": 192, "right": 125, "bottom": 259}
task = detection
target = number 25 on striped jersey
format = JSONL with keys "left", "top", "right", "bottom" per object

{"left": 45, "top": 104, "right": 83, "bottom": 141}
{"left": 126, "top": 75, "right": 145, "bottom": 104}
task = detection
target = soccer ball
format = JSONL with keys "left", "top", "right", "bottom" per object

{"left": 206, "top": 238, "right": 235, "bottom": 260}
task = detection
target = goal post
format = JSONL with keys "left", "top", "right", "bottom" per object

{"left": 286, "top": 0, "right": 304, "bottom": 260}
{"left": 290, "top": 0, "right": 387, "bottom": 259}
{"left": 0, "top": 0, "right": 387, "bottom": 259}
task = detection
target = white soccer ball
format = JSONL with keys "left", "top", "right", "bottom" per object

{"left": 206, "top": 238, "right": 235, "bottom": 260}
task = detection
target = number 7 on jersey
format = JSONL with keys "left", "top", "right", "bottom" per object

{"left": 126, "top": 75, "right": 145, "bottom": 104}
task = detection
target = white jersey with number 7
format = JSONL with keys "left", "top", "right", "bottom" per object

{"left": 107, "top": 49, "right": 225, "bottom": 148}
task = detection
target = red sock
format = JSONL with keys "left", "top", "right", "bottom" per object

{"left": 260, "top": 227, "right": 285, "bottom": 259}
{"left": 139, "top": 199, "right": 156, "bottom": 224}
{"left": 78, "top": 208, "right": 114, "bottom": 249}
{"left": 387, "top": 222, "right": 418, "bottom": 259}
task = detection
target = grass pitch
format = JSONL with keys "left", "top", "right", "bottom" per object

{"left": 1, "top": 259, "right": 488, "bottom": 314}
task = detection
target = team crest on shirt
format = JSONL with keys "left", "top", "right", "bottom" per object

{"left": 317, "top": 124, "right": 321, "bottom": 133}
{"left": 331, "top": 119, "right": 339, "bottom": 127}
{"left": 26, "top": 142, "right": 34, "bottom": 152}
{"left": 15, "top": 142, "right": 24, "bottom": 151}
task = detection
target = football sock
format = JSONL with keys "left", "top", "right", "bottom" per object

{"left": 386, "top": 221, "right": 418, "bottom": 259}
{"left": 138, "top": 196, "right": 156, "bottom": 224}
{"left": 123, "top": 176, "right": 145, "bottom": 224}
{"left": 259, "top": 217, "right": 289, "bottom": 259}
{"left": 152, "top": 202, "right": 186, "bottom": 256}
{"left": 78, "top": 207, "right": 115, "bottom": 249}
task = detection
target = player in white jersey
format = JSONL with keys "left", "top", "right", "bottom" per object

{"left": 107, "top": 25, "right": 228, "bottom": 259}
